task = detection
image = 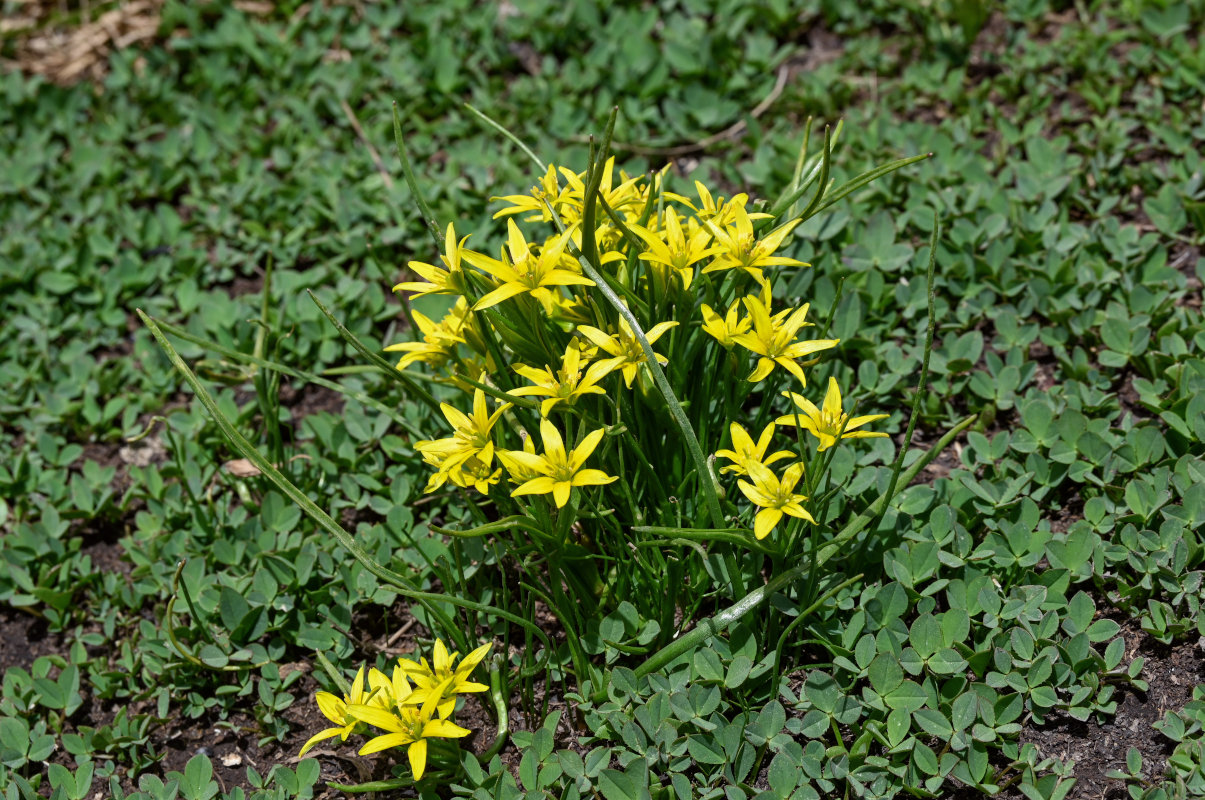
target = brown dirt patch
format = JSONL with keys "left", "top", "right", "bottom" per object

{"left": 2, "top": 0, "right": 163, "bottom": 85}
{"left": 0, "top": 607, "right": 62, "bottom": 672}
{"left": 906, "top": 427, "right": 965, "bottom": 486}
{"left": 997, "top": 621, "right": 1205, "bottom": 799}
{"left": 279, "top": 383, "right": 346, "bottom": 421}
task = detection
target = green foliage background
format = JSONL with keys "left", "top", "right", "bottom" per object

{"left": 1, "top": 0, "right": 1204, "bottom": 798}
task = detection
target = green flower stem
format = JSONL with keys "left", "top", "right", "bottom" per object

{"left": 392, "top": 102, "right": 444, "bottom": 249}
{"left": 795, "top": 125, "right": 832, "bottom": 225}
{"left": 171, "top": 559, "right": 215, "bottom": 646}
{"left": 473, "top": 307, "right": 521, "bottom": 394}
{"left": 752, "top": 371, "right": 786, "bottom": 435}
{"left": 573, "top": 241, "right": 725, "bottom": 532}
{"left": 818, "top": 276, "right": 846, "bottom": 340}
{"left": 447, "top": 371, "right": 538, "bottom": 411}
{"left": 580, "top": 109, "right": 618, "bottom": 266}
{"left": 765, "top": 148, "right": 933, "bottom": 227}
{"left": 464, "top": 103, "right": 547, "bottom": 172}
{"left": 521, "top": 579, "right": 598, "bottom": 689}
{"left": 722, "top": 550, "right": 747, "bottom": 600}
{"left": 430, "top": 515, "right": 551, "bottom": 540}
{"left": 632, "top": 527, "right": 775, "bottom": 555}
{"left": 563, "top": 123, "right": 723, "bottom": 529}
{"left": 165, "top": 562, "right": 270, "bottom": 673}
{"left": 771, "top": 572, "right": 864, "bottom": 685}
{"left": 313, "top": 650, "right": 351, "bottom": 695}
{"left": 632, "top": 412, "right": 972, "bottom": 685}
{"left": 786, "top": 117, "right": 816, "bottom": 220}
{"left": 633, "top": 560, "right": 811, "bottom": 682}
{"left": 139, "top": 309, "right": 558, "bottom": 662}
{"left": 477, "top": 653, "right": 510, "bottom": 761}
{"left": 803, "top": 151, "right": 935, "bottom": 222}
{"left": 328, "top": 776, "right": 431, "bottom": 792}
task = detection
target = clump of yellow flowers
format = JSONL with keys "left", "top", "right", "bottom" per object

{"left": 388, "top": 159, "right": 887, "bottom": 543}
{"left": 303, "top": 156, "right": 896, "bottom": 781}
{"left": 299, "top": 640, "right": 491, "bottom": 781}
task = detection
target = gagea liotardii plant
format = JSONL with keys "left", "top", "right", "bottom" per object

{"left": 300, "top": 640, "right": 491, "bottom": 782}
{"left": 142, "top": 109, "right": 962, "bottom": 791}
{"left": 380, "top": 112, "right": 942, "bottom": 683}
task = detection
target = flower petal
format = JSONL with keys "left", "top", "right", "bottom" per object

{"left": 747, "top": 358, "right": 775, "bottom": 383}
{"left": 512, "top": 476, "right": 556, "bottom": 498}
{"left": 433, "top": 640, "right": 450, "bottom": 674}
{"left": 408, "top": 738, "right": 428, "bottom": 780}
{"left": 823, "top": 377, "right": 843, "bottom": 419}
{"left": 754, "top": 508, "right": 783, "bottom": 540}
{"left": 539, "top": 418, "right": 566, "bottom": 460}
{"left": 784, "top": 505, "right": 817, "bottom": 524}
{"left": 456, "top": 642, "right": 493, "bottom": 676}
{"left": 298, "top": 727, "right": 344, "bottom": 756}
{"left": 846, "top": 413, "right": 890, "bottom": 430}
{"left": 349, "top": 666, "right": 366, "bottom": 702}
{"left": 346, "top": 704, "right": 403, "bottom": 732}
{"left": 358, "top": 731, "right": 413, "bottom": 756}
{"left": 453, "top": 680, "right": 490, "bottom": 693}
{"left": 315, "top": 692, "right": 347, "bottom": 726}
{"left": 571, "top": 469, "right": 617, "bottom": 487}
{"left": 423, "top": 719, "right": 473, "bottom": 738}
{"left": 473, "top": 282, "right": 527, "bottom": 311}
{"left": 569, "top": 427, "right": 606, "bottom": 467}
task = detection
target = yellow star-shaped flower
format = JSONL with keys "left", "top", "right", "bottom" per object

{"left": 576, "top": 318, "right": 678, "bottom": 389}
{"left": 501, "top": 418, "right": 616, "bottom": 508}
{"left": 714, "top": 422, "right": 794, "bottom": 476}
{"left": 777, "top": 377, "right": 889, "bottom": 452}
{"left": 732, "top": 296, "right": 838, "bottom": 384}
{"left": 737, "top": 461, "right": 816, "bottom": 540}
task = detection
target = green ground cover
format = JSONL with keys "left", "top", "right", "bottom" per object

{"left": 1, "top": 0, "right": 1204, "bottom": 798}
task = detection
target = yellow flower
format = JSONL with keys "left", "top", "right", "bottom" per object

{"left": 383, "top": 309, "right": 465, "bottom": 371}
{"left": 439, "top": 297, "right": 489, "bottom": 357}
{"left": 492, "top": 165, "right": 571, "bottom": 223}
{"left": 415, "top": 389, "right": 511, "bottom": 491}
{"left": 737, "top": 461, "right": 816, "bottom": 540}
{"left": 446, "top": 454, "right": 503, "bottom": 495}
{"left": 777, "top": 377, "right": 889, "bottom": 452}
{"left": 464, "top": 220, "right": 593, "bottom": 311}
{"left": 576, "top": 318, "right": 678, "bottom": 389}
{"left": 400, "top": 639, "right": 493, "bottom": 719}
{"left": 298, "top": 666, "right": 376, "bottom": 756}
{"left": 558, "top": 157, "right": 645, "bottom": 218}
{"left": 496, "top": 428, "right": 542, "bottom": 485}
{"left": 714, "top": 422, "right": 794, "bottom": 476}
{"left": 703, "top": 205, "right": 807, "bottom": 285}
{"left": 700, "top": 299, "right": 751, "bottom": 349}
{"left": 556, "top": 158, "right": 649, "bottom": 248}
{"left": 346, "top": 683, "right": 470, "bottom": 780}
{"left": 393, "top": 222, "right": 475, "bottom": 299}
{"left": 366, "top": 663, "right": 417, "bottom": 712}
{"left": 511, "top": 343, "right": 615, "bottom": 416}
{"left": 502, "top": 418, "right": 616, "bottom": 508}
{"left": 629, "top": 207, "right": 722, "bottom": 291}
{"left": 687, "top": 182, "right": 767, "bottom": 227}
{"left": 732, "top": 295, "right": 838, "bottom": 384}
